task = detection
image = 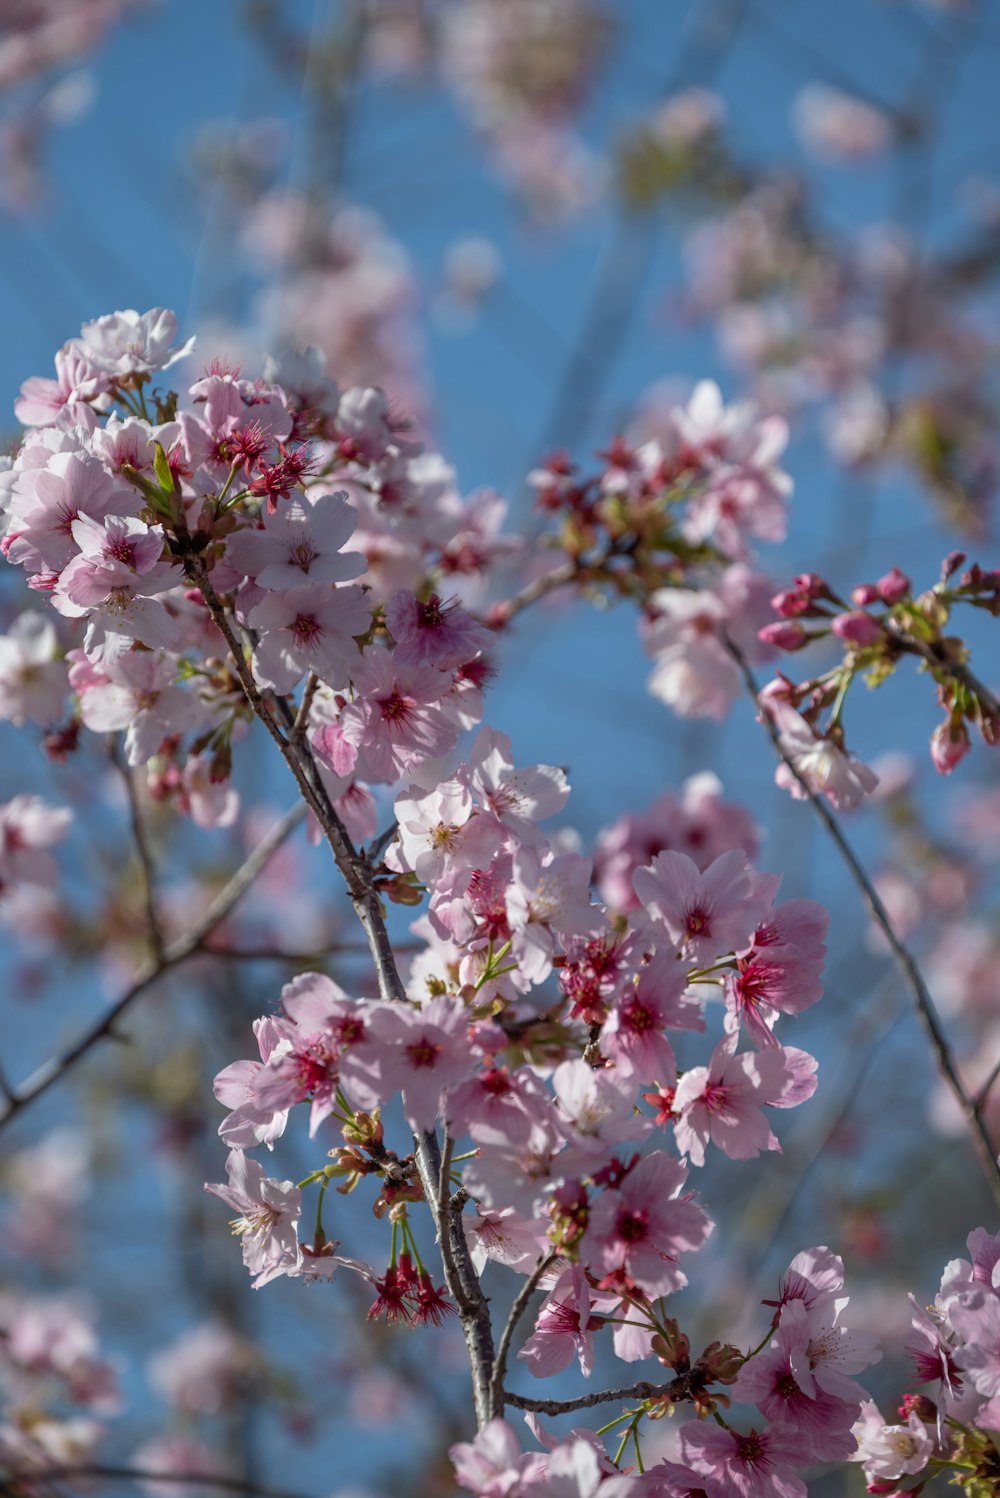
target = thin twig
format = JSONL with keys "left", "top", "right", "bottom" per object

{"left": 291, "top": 669, "right": 320, "bottom": 744}
{"left": 489, "top": 1251, "right": 557, "bottom": 1420}
{"left": 725, "top": 634, "right": 1000, "bottom": 1206}
{"left": 198, "top": 940, "right": 424, "bottom": 963}
{"left": 888, "top": 624, "right": 1000, "bottom": 727}
{"left": 113, "top": 744, "right": 165, "bottom": 961}
{"left": 0, "top": 803, "right": 306, "bottom": 1131}
{"left": 504, "top": 1379, "right": 682, "bottom": 1416}
{"left": 0, "top": 1465, "right": 314, "bottom": 1498}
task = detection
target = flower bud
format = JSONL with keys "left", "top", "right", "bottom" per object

{"left": 876, "top": 566, "right": 910, "bottom": 604}
{"left": 929, "top": 716, "right": 970, "bottom": 775}
{"left": 831, "top": 610, "right": 882, "bottom": 647}
{"left": 852, "top": 582, "right": 880, "bottom": 606}
{"left": 758, "top": 620, "right": 810, "bottom": 650}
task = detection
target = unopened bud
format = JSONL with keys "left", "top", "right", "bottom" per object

{"left": 876, "top": 566, "right": 911, "bottom": 604}
{"left": 758, "top": 620, "right": 810, "bottom": 651}
{"left": 831, "top": 610, "right": 883, "bottom": 647}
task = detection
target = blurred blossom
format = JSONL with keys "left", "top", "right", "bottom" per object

{"left": 794, "top": 84, "right": 892, "bottom": 162}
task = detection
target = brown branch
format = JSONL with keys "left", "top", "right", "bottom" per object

{"left": 504, "top": 1378, "right": 682, "bottom": 1416}
{"left": 0, "top": 1464, "right": 314, "bottom": 1498}
{"left": 112, "top": 742, "right": 165, "bottom": 961}
{"left": 888, "top": 624, "right": 1000, "bottom": 727}
{"left": 725, "top": 634, "right": 1000, "bottom": 1206}
{"left": 489, "top": 1251, "right": 557, "bottom": 1420}
{"left": 0, "top": 803, "right": 306, "bottom": 1132}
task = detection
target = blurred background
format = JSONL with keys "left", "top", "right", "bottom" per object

{"left": 0, "top": 1, "right": 999, "bottom": 1494}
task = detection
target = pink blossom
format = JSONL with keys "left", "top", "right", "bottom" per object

{"left": 0, "top": 611, "right": 67, "bottom": 725}
{"left": 582, "top": 1151, "right": 712, "bottom": 1297}
{"left": 74, "top": 306, "right": 194, "bottom": 376}
{"left": 249, "top": 582, "right": 370, "bottom": 694}
{"left": 519, "top": 1265, "right": 610, "bottom": 1379}
{"left": 332, "top": 651, "right": 459, "bottom": 782}
{"left": 851, "top": 1400, "right": 933, "bottom": 1483}
{"left": 600, "top": 950, "right": 701, "bottom": 1084}
{"left": 764, "top": 695, "right": 879, "bottom": 809}
{"left": 673, "top": 1033, "right": 812, "bottom": 1165}
{"left": 366, "top": 994, "right": 473, "bottom": 1130}
{"left": 15, "top": 342, "right": 109, "bottom": 428}
{"left": 225, "top": 490, "right": 365, "bottom": 590}
{"left": 506, "top": 846, "right": 608, "bottom": 984}
{"left": 7, "top": 448, "right": 139, "bottom": 576}
{"left": 734, "top": 1301, "right": 868, "bottom": 1459}
{"left": 633, "top": 848, "right": 766, "bottom": 961}
{"left": 74, "top": 648, "right": 207, "bottom": 766}
{"left": 594, "top": 774, "right": 759, "bottom": 912}
{"left": 679, "top": 1419, "right": 809, "bottom": 1498}
{"left": 204, "top": 1149, "right": 301, "bottom": 1288}
{"left": 467, "top": 727, "right": 570, "bottom": 836}
{"left": 0, "top": 794, "right": 71, "bottom": 892}
{"left": 386, "top": 588, "right": 494, "bottom": 669}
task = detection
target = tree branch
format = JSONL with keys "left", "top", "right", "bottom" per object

{"left": 0, "top": 803, "right": 306, "bottom": 1132}
{"left": 504, "top": 1378, "right": 684, "bottom": 1416}
{"left": 113, "top": 743, "right": 165, "bottom": 961}
{"left": 0, "top": 1465, "right": 314, "bottom": 1498}
{"left": 489, "top": 1251, "right": 557, "bottom": 1420}
{"left": 186, "top": 559, "right": 498, "bottom": 1432}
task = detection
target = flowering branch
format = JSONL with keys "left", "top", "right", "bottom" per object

{"left": 183, "top": 554, "right": 499, "bottom": 1431}
{"left": 0, "top": 802, "right": 306, "bottom": 1131}
{"left": 725, "top": 633, "right": 1000, "bottom": 1206}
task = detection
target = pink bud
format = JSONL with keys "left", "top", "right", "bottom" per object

{"left": 771, "top": 587, "right": 810, "bottom": 618}
{"left": 831, "top": 610, "right": 882, "bottom": 647}
{"left": 876, "top": 566, "right": 910, "bottom": 604}
{"left": 758, "top": 621, "right": 810, "bottom": 650}
{"left": 851, "top": 582, "right": 879, "bottom": 606}
{"left": 929, "top": 717, "right": 970, "bottom": 775}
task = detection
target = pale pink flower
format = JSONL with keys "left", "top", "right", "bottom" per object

{"left": 366, "top": 994, "right": 473, "bottom": 1130}
{"left": 673, "top": 1033, "right": 809, "bottom": 1166}
{"left": 582, "top": 1151, "right": 712, "bottom": 1297}
{"left": 225, "top": 490, "right": 365, "bottom": 590}
{"left": 333, "top": 651, "right": 459, "bottom": 782}
{"left": 733, "top": 1300, "right": 868, "bottom": 1459}
{"left": 180, "top": 753, "right": 240, "bottom": 831}
{"left": 204, "top": 1149, "right": 301, "bottom": 1288}
{"left": 506, "top": 846, "right": 608, "bottom": 984}
{"left": 0, "top": 794, "right": 70, "bottom": 892}
{"left": 680, "top": 1419, "right": 808, "bottom": 1498}
{"left": 15, "top": 342, "right": 109, "bottom": 428}
{"left": 385, "top": 589, "right": 494, "bottom": 669}
{"left": 765, "top": 696, "right": 879, "bottom": 809}
{"left": 74, "top": 307, "right": 194, "bottom": 377}
{"left": 600, "top": 950, "right": 701, "bottom": 1085}
{"left": 7, "top": 448, "right": 139, "bottom": 576}
{"left": 519, "top": 1265, "right": 609, "bottom": 1379}
{"left": 249, "top": 582, "right": 369, "bottom": 693}
{"left": 633, "top": 848, "right": 765, "bottom": 961}
{"left": 466, "top": 727, "right": 569, "bottom": 836}
{"left": 851, "top": 1400, "right": 933, "bottom": 1483}
{"left": 75, "top": 648, "right": 207, "bottom": 766}
{"left": 0, "top": 611, "right": 67, "bottom": 725}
